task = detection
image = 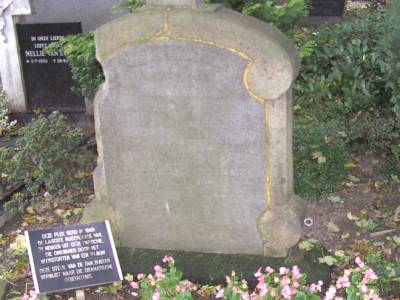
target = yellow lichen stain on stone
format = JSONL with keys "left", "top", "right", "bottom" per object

{"left": 264, "top": 102, "right": 271, "bottom": 208}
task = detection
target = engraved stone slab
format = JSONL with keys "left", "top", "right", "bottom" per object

{"left": 98, "top": 40, "right": 265, "bottom": 254}
{"left": 16, "top": 22, "right": 85, "bottom": 111}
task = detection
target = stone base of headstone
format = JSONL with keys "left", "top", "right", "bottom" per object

{"left": 117, "top": 247, "right": 331, "bottom": 287}
{"left": 257, "top": 195, "right": 306, "bottom": 257}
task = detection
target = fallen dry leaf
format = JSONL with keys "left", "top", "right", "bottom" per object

{"left": 344, "top": 162, "right": 358, "bottom": 169}
{"left": 312, "top": 151, "right": 326, "bottom": 164}
{"left": 347, "top": 212, "right": 359, "bottom": 221}
{"left": 327, "top": 222, "right": 340, "bottom": 233}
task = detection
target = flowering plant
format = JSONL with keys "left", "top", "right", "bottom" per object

{"left": 127, "top": 256, "right": 382, "bottom": 300}
{"left": 215, "top": 266, "right": 322, "bottom": 300}
{"left": 127, "top": 256, "right": 196, "bottom": 300}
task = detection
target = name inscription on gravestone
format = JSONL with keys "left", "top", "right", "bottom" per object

{"left": 25, "top": 221, "right": 122, "bottom": 294}
{"left": 310, "top": 0, "right": 346, "bottom": 16}
{"left": 16, "top": 23, "right": 85, "bottom": 111}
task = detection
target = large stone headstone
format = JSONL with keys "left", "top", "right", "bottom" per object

{"left": 83, "top": 0, "right": 305, "bottom": 257}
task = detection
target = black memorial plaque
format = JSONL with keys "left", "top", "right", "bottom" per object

{"left": 17, "top": 23, "right": 85, "bottom": 111}
{"left": 310, "top": 0, "right": 346, "bottom": 16}
{"left": 25, "top": 221, "right": 123, "bottom": 294}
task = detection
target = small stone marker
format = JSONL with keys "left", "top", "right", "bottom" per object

{"left": 16, "top": 23, "right": 85, "bottom": 111}
{"left": 24, "top": 221, "right": 122, "bottom": 294}
{"left": 310, "top": 0, "right": 346, "bottom": 16}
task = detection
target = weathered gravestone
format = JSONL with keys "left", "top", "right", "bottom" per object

{"left": 310, "top": 0, "right": 346, "bottom": 16}
{"left": 83, "top": 0, "right": 305, "bottom": 257}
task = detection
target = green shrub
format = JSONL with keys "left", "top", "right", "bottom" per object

{"left": 293, "top": 119, "right": 347, "bottom": 198}
{"left": 243, "top": 0, "right": 308, "bottom": 32}
{"left": 294, "top": 7, "right": 400, "bottom": 117}
{"left": 347, "top": 109, "right": 400, "bottom": 152}
{"left": 378, "top": 155, "right": 400, "bottom": 180}
{"left": 0, "top": 112, "right": 90, "bottom": 211}
{"left": 293, "top": 6, "right": 400, "bottom": 158}
{"left": 294, "top": 17, "right": 385, "bottom": 117}
{"left": 45, "top": 32, "right": 104, "bottom": 99}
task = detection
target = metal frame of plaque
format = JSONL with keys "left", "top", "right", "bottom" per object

{"left": 25, "top": 220, "right": 123, "bottom": 294}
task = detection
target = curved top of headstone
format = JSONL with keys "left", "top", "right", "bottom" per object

{"left": 94, "top": 4, "right": 300, "bottom": 100}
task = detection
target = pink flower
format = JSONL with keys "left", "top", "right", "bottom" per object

{"left": 257, "top": 283, "right": 268, "bottom": 296}
{"left": 365, "top": 289, "right": 381, "bottom": 300}
{"left": 137, "top": 273, "right": 145, "bottom": 280}
{"left": 280, "top": 276, "right": 291, "bottom": 286}
{"left": 215, "top": 287, "right": 224, "bottom": 298}
{"left": 250, "top": 293, "right": 258, "bottom": 300}
{"left": 279, "top": 267, "right": 289, "bottom": 275}
{"left": 225, "top": 276, "right": 231, "bottom": 283}
{"left": 280, "top": 284, "right": 293, "bottom": 299}
{"left": 130, "top": 281, "right": 139, "bottom": 289}
{"left": 336, "top": 274, "right": 350, "bottom": 289}
{"left": 240, "top": 291, "right": 250, "bottom": 300}
{"left": 232, "top": 286, "right": 241, "bottom": 293}
{"left": 291, "top": 265, "right": 302, "bottom": 280}
{"left": 254, "top": 267, "right": 262, "bottom": 278}
{"left": 265, "top": 266, "right": 274, "bottom": 273}
{"left": 154, "top": 265, "right": 165, "bottom": 279}
{"left": 162, "top": 255, "right": 174, "bottom": 264}
{"left": 176, "top": 280, "right": 196, "bottom": 293}
{"left": 324, "top": 286, "right": 337, "bottom": 300}
{"left": 257, "top": 275, "right": 265, "bottom": 286}
{"left": 355, "top": 257, "right": 365, "bottom": 268}
{"left": 363, "top": 268, "right": 378, "bottom": 283}
{"left": 310, "top": 282, "right": 322, "bottom": 293}
{"left": 20, "top": 295, "right": 29, "bottom": 300}
{"left": 152, "top": 290, "right": 160, "bottom": 300}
